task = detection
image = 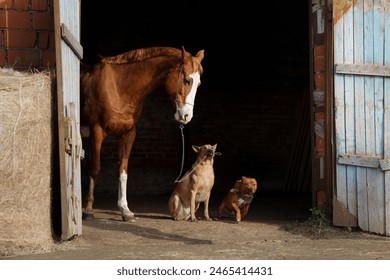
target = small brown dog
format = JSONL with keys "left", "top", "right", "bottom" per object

{"left": 168, "top": 144, "right": 220, "bottom": 221}
{"left": 217, "top": 176, "right": 258, "bottom": 222}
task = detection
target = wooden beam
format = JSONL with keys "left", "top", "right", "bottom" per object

{"left": 338, "top": 154, "right": 380, "bottom": 168}
{"left": 61, "top": 23, "right": 83, "bottom": 60}
{"left": 379, "top": 159, "right": 390, "bottom": 171}
{"left": 335, "top": 63, "right": 390, "bottom": 77}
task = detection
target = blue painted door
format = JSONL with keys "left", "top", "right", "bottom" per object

{"left": 334, "top": 0, "right": 390, "bottom": 235}
{"left": 54, "top": 0, "right": 83, "bottom": 240}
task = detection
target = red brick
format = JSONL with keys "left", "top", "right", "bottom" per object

{"left": 42, "top": 49, "right": 55, "bottom": 68}
{"left": 314, "top": 73, "right": 325, "bottom": 90}
{"left": 316, "top": 190, "right": 327, "bottom": 209}
{"left": 38, "top": 31, "right": 49, "bottom": 48}
{"left": 5, "top": 29, "right": 37, "bottom": 48}
{"left": 0, "top": 0, "right": 13, "bottom": 9}
{"left": 32, "top": 0, "right": 48, "bottom": 11}
{"left": 8, "top": 49, "right": 40, "bottom": 68}
{"left": 0, "top": 10, "right": 31, "bottom": 28}
{"left": 317, "top": 190, "right": 326, "bottom": 202}
{"left": 315, "top": 112, "right": 324, "bottom": 121}
{"left": 14, "top": 0, "right": 29, "bottom": 10}
{"left": 0, "top": 48, "right": 5, "bottom": 66}
{"left": 48, "top": 31, "right": 54, "bottom": 49}
{"left": 32, "top": 12, "right": 53, "bottom": 30}
{"left": 0, "top": 10, "right": 5, "bottom": 27}
{"left": 316, "top": 137, "right": 325, "bottom": 153}
{"left": 314, "top": 45, "right": 325, "bottom": 57}
{"left": 314, "top": 56, "right": 324, "bottom": 72}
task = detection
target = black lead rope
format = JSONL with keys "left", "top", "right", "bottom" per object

{"left": 174, "top": 124, "right": 185, "bottom": 183}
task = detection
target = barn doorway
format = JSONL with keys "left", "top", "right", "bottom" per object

{"left": 80, "top": 1, "right": 313, "bottom": 220}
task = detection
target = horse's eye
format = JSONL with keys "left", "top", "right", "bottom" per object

{"left": 184, "top": 77, "right": 191, "bottom": 85}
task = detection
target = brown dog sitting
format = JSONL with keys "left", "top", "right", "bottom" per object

{"left": 216, "top": 176, "right": 258, "bottom": 222}
{"left": 168, "top": 144, "right": 220, "bottom": 222}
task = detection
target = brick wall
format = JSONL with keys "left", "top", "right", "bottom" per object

{"left": 0, "top": 0, "right": 54, "bottom": 70}
{"left": 311, "top": 1, "right": 329, "bottom": 211}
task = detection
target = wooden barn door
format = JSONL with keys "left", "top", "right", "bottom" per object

{"left": 333, "top": 0, "right": 390, "bottom": 235}
{"left": 54, "top": 0, "right": 84, "bottom": 240}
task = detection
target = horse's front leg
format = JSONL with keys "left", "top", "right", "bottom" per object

{"left": 117, "top": 128, "right": 136, "bottom": 222}
{"left": 83, "top": 125, "right": 105, "bottom": 220}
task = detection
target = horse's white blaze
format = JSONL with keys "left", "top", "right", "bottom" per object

{"left": 175, "top": 72, "right": 201, "bottom": 124}
{"left": 117, "top": 171, "right": 131, "bottom": 213}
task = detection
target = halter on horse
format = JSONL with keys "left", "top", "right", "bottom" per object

{"left": 80, "top": 46, "right": 204, "bottom": 222}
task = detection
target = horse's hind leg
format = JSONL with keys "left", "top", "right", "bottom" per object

{"left": 83, "top": 126, "right": 104, "bottom": 220}
{"left": 117, "top": 128, "right": 136, "bottom": 222}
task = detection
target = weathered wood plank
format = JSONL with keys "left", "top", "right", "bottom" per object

{"left": 354, "top": 0, "right": 368, "bottom": 231}
{"left": 61, "top": 23, "right": 83, "bottom": 60}
{"left": 338, "top": 154, "right": 380, "bottom": 168}
{"left": 54, "top": 0, "right": 82, "bottom": 240}
{"left": 344, "top": 4, "right": 357, "bottom": 218}
{"left": 335, "top": 63, "right": 390, "bottom": 77}
{"left": 334, "top": 7, "right": 348, "bottom": 212}
{"left": 384, "top": 0, "right": 390, "bottom": 236}
{"left": 369, "top": 0, "right": 385, "bottom": 235}
{"left": 379, "top": 159, "right": 390, "bottom": 171}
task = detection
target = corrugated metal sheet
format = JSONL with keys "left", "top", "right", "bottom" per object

{"left": 334, "top": 0, "right": 390, "bottom": 235}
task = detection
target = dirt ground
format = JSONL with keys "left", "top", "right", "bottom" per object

{"left": 2, "top": 192, "right": 390, "bottom": 260}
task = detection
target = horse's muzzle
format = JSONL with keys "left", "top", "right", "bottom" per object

{"left": 175, "top": 110, "right": 192, "bottom": 124}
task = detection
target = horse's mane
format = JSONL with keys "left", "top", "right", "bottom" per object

{"left": 101, "top": 47, "right": 183, "bottom": 64}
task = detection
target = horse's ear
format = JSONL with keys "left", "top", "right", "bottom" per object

{"left": 181, "top": 46, "right": 186, "bottom": 61}
{"left": 195, "top": 50, "right": 204, "bottom": 62}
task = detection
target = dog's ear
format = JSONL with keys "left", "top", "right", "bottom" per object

{"left": 212, "top": 143, "right": 218, "bottom": 150}
{"left": 192, "top": 145, "right": 201, "bottom": 153}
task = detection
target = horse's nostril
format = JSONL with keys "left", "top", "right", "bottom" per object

{"left": 184, "top": 114, "right": 188, "bottom": 121}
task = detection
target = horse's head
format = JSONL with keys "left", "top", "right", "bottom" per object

{"left": 165, "top": 47, "right": 204, "bottom": 124}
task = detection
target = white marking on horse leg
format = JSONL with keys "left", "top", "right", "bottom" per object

{"left": 117, "top": 171, "right": 135, "bottom": 222}
{"left": 175, "top": 72, "right": 201, "bottom": 124}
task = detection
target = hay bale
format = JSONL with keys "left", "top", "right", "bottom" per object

{"left": 0, "top": 68, "right": 54, "bottom": 256}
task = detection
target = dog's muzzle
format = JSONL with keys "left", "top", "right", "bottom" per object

{"left": 204, "top": 149, "right": 222, "bottom": 157}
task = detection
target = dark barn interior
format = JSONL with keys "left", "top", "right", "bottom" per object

{"left": 80, "top": 1, "right": 313, "bottom": 217}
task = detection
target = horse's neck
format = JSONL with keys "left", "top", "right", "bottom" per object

{"left": 119, "top": 56, "right": 180, "bottom": 98}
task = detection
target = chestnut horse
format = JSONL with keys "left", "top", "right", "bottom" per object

{"left": 80, "top": 46, "right": 204, "bottom": 222}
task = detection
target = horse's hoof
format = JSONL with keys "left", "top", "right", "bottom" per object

{"left": 122, "top": 213, "right": 136, "bottom": 222}
{"left": 82, "top": 212, "right": 94, "bottom": 220}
